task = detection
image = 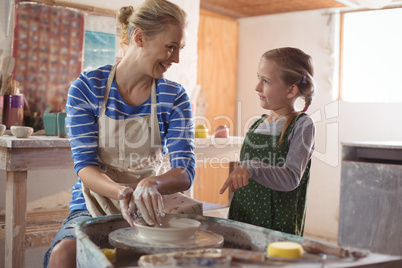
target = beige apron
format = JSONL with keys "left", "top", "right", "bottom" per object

{"left": 82, "top": 63, "right": 203, "bottom": 217}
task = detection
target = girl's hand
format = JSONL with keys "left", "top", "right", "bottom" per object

{"left": 133, "top": 180, "right": 165, "bottom": 226}
{"left": 219, "top": 164, "right": 250, "bottom": 194}
{"left": 118, "top": 187, "right": 137, "bottom": 228}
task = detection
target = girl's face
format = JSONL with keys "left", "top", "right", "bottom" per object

{"left": 255, "top": 58, "right": 292, "bottom": 111}
{"left": 141, "top": 23, "right": 186, "bottom": 79}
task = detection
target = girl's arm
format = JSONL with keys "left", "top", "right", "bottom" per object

{"left": 241, "top": 115, "right": 315, "bottom": 191}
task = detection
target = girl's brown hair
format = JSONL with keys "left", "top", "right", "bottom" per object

{"left": 261, "top": 47, "right": 315, "bottom": 145}
{"left": 117, "top": 0, "right": 187, "bottom": 50}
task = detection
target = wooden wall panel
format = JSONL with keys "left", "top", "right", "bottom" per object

{"left": 193, "top": 9, "right": 238, "bottom": 206}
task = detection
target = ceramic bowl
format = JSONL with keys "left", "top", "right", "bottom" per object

{"left": 0, "top": 124, "right": 6, "bottom": 136}
{"left": 134, "top": 215, "right": 201, "bottom": 243}
{"left": 10, "top": 126, "right": 34, "bottom": 138}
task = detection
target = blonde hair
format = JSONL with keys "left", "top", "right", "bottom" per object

{"left": 117, "top": 0, "right": 187, "bottom": 49}
{"left": 261, "top": 47, "right": 315, "bottom": 145}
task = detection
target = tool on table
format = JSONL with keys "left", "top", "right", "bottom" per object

{"left": 301, "top": 239, "right": 370, "bottom": 259}
{"left": 1, "top": 56, "right": 15, "bottom": 95}
{"left": 0, "top": 49, "right": 4, "bottom": 67}
{"left": 136, "top": 240, "right": 371, "bottom": 266}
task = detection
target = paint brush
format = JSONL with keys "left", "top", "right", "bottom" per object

{"left": 1, "top": 56, "right": 15, "bottom": 95}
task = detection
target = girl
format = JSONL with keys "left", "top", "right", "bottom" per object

{"left": 219, "top": 47, "right": 315, "bottom": 236}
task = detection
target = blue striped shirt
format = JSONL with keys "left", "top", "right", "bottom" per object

{"left": 66, "top": 65, "right": 195, "bottom": 212}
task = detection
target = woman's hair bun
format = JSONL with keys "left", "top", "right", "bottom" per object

{"left": 118, "top": 6, "right": 134, "bottom": 26}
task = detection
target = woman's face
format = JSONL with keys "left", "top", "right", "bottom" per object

{"left": 255, "top": 58, "right": 290, "bottom": 111}
{"left": 141, "top": 23, "right": 186, "bottom": 79}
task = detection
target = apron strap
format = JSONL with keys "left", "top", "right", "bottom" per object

{"left": 150, "top": 79, "right": 162, "bottom": 149}
{"left": 100, "top": 62, "right": 119, "bottom": 117}
{"left": 249, "top": 114, "right": 269, "bottom": 133}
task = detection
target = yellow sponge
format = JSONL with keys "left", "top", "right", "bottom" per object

{"left": 101, "top": 248, "right": 116, "bottom": 263}
{"left": 267, "top": 241, "right": 303, "bottom": 258}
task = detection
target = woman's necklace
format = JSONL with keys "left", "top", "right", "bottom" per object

{"left": 270, "top": 112, "right": 293, "bottom": 122}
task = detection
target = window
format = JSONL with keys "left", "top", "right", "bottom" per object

{"left": 340, "top": 8, "right": 402, "bottom": 103}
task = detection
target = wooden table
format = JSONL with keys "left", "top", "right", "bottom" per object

{"left": 0, "top": 135, "right": 74, "bottom": 268}
{"left": 0, "top": 134, "right": 244, "bottom": 268}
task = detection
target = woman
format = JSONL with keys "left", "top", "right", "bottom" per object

{"left": 44, "top": 1, "right": 200, "bottom": 267}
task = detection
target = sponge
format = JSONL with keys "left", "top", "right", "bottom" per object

{"left": 267, "top": 241, "right": 303, "bottom": 258}
{"left": 101, "top": 248, "right": 116, "bottom": 263}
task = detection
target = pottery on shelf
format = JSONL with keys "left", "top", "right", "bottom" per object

{"left": 214, "top": 125, "right": 229, "bottom": 138}
{"left": 194, "top": 124, "right": 208, "bottom": 138}
{"left": 0, "top": 124, "right": 6, "bottom": 136}
{"left": 10, "top": 126, "right": 33, "bottom": 138}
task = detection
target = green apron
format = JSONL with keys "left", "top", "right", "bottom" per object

{"left": 228, "top": 114, "right": 311, "bottom": 236}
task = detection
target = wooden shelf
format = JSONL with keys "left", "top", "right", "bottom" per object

{"left": 0, "top": 209, "right": 69, "bottom": 248}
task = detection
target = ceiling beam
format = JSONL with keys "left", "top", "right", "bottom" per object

{"left": 335, "top": 0, "right": 359, "bottom": 7}
{"left": 200, "top": 1, "right": 245, "bottom": 19}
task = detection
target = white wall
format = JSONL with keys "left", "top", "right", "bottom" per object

{"left": 236, "top": 9, "right": 402, "bottom": 242}
{"left": 45, "top": 0, "right": 200, "bottom": 96}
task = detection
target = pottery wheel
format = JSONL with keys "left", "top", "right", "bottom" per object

{"left": 109, "top": 227, "right": 224, "bottom": 254}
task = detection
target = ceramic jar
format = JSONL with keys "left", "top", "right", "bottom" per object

{"left": 214, "top": 125, "right": 229, "bottom": 138}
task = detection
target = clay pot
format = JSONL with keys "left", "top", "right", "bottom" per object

{"left": 134, "top": 215, "right": 201, "bottom": 243}
{"left": 214, "top": 125, "right": 229, "bottom": 138}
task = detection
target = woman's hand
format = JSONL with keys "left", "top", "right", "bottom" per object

{"left": 118, "top": 187, "right": 137, "bottom": 227}
{"left": 219, "top": 164, "right": 250, "bottom": 194}
{"left": 133, "top": 180, "right": 165, "bottom": 226}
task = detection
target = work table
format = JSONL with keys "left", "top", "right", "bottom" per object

{"left": 76, "top": 214, "right": 402, "bottom": 267}
{"left": 0, "top": 134, "right": 244, "bottom": 268}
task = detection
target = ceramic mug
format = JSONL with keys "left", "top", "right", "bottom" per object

{"left": 43, "top": 113, "right": 58, "bottom": 136}
{"left": 57, "top": 112, "right": 67, "bottom": 138}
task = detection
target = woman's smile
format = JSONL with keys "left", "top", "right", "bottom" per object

{"left": 160, "top": 62, "right": 171, "bottom": 72}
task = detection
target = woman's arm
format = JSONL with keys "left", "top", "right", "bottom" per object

{"left": 160, "top": 82, "right": 195, "bottom": 192}
{"left": 66, "top": 72, "right": 102, "bottom": 175}
{"left": 137, "top": 167, "right": 191, "bottom": 195}
{"left": 78, "top": 166, "right": 124, "bottom": 200}
{"left": 66, "top": 70, "right": 124, "bottom": 198}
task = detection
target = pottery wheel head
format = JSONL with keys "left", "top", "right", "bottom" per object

{"left": 109, "top": 227, "right": 224, "bottom": 254}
